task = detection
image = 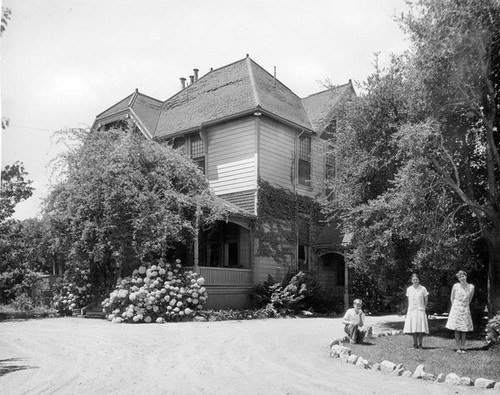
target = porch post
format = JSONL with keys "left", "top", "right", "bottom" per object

{"left": 344, "top": 257, "right": 349, "bottom": 311}
{"left": 193, "top": 203, "right": 201, "bottom": 274}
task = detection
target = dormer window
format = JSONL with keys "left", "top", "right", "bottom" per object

{"left": 298, "top": 136, "right": 311, "bottom": 186}
{"left": 190, "top": 134, "right": 205, "bottom": 174}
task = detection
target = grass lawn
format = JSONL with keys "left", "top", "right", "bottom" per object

{"left": 349, "top": 317, "right": 500, "bottom": 382}
{"left": 0, "top": 305, "right": 57, "bottom": 321}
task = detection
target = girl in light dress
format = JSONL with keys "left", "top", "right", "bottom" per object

{"left": 445, "top": 270, "right": 474, "bottom": 353}
{"left": 403, "top": 273, "right": 429, "bottom": 349}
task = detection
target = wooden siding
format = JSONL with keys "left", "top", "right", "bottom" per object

{"left": 311, "top": 138, "right": 327, "bottom": 196}
{"left": 259, "top": 118, "right": 296, "bottom": 189}
{"left": 207, "top": 118, "right": 256, "bottom": 195}
{"left": 254, "top": 255, "right": 292, "bottom": 284}
{"left": 259, "top": 117, "right": 327, "bottom": 198}
{"left": 219, "top": 190, "right": 256, "bottom": 213}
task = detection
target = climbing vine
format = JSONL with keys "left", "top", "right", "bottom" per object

{"left": 256, "top": 179, "right": 323, "bottom": 266}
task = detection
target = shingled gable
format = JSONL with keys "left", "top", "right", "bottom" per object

{"left": 301, "top": 81, "right": 355, "bottom": 137}
{"left": 92, "top": 90, "right": 163, "bottom": 138}
{"left": 154, "top": 55, "right": 313, "bottom": 139}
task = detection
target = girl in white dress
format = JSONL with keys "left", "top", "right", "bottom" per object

{"left": 445, "top": 270, "right": 474, "bottom": 353}
{"left": 403, "top": 273, "right": 429, "bottom": 349}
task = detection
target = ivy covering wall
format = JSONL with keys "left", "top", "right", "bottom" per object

{"left": 256, "top": 179, "right": 323, "bottom": 268}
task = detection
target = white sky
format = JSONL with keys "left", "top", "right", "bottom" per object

{"left": 1, "top": 0, "right": 411, "bottom": 220}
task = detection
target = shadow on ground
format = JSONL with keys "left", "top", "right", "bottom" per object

{"left": 377, "top": 316, "right": 487, "bottom": 340}
{"left": 0, "top": 358, "right": 38, "bottom": 377}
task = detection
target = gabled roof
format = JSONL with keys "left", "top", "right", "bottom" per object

{"left": 154, "top": 56, "right": 312, "bottom": 139}
{"left": 92, "top": 56, "right": 354, "bottom": 138}
{"left": 301, "top": 81, "right": 355, "bottom": 137}
{"left": 93, "top": 90, "right": 163, "bottom": 137}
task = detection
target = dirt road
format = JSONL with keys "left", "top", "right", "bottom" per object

{"left": 0, "top": 316, "right": 482, "bottom": 394}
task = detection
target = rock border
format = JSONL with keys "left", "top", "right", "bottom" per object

{"left": 329, "top": 330, "right": 500, "bottom": 390}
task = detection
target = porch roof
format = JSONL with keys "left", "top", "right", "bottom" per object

{"left": 215, "top": 196, "right": 256, "bottom": 219}
{"left": 313, "top": 224, "right": 352, "bottom": 249}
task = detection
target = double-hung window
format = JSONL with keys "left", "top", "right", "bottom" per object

{"left": 325, "top": 150, "right": 336, "bottom": 199}
{"left": 298, "top": 136, "right": 311, "bottom": 186}
{"left": 190, "top": 135, "right": 205, "bottom": 174}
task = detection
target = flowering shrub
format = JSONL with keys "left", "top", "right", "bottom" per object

{"left": 52, "top": 268, "right": 94, "bottom": 315}
{"left": 267, "top": 271, "right": 309, "bottom": 314}
{"left": 102, "top": 259, "right": 207, "bottom": 323}
{"left": 11, "top": 293, "right": 34, "bottom": 311}
{"left": 252, "top": 271, "right": 331, "bottom": 314}
{"left": 485, "top": 312, "right": 500, "bottom": 348}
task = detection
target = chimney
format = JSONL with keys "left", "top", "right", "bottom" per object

{"left": 189, "top": 75, "right": 194, "bottom": 85}
{"left": 180, "top": 77, "right": 186, "bottom": 89}
{"left": 193, "top": 68, "right": 199, "bottom": 81}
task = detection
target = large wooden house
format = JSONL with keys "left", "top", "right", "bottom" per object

{"left": 92, "top": 55, "right": 355, "bottom": 309}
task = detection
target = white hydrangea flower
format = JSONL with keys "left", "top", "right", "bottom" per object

{"left": 138, "top": 266, "right": 147, "bottom": 274}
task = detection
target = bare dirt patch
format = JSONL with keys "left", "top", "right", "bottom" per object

{"left": 0, "top": 316, "right": 482, "bottom": 394}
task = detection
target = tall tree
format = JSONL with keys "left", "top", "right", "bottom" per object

{"left": 44, "top": 125, "right": 228, "bottom": 288}
{"left": 326, "top": 0, "right": 499, "bottom": 316}
{"left": 0, "top": 162, "right": 39, "bottom": 303}
{"left": 401, "top": 0, "right": 500, "bottom": 316}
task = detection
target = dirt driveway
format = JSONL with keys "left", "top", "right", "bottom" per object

{"left": 0, "top": 316, "right": 482, "bottom": 394}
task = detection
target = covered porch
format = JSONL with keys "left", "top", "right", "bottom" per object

{"left": 184, "top": 211, "right": 255, "bottom": 309}
{"left": 313, "top": 223, "right": 353, "bottom": 311}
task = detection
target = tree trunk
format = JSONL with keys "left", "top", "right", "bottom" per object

{"left": 485, "top": 227, "right": 500, "bottom": 318}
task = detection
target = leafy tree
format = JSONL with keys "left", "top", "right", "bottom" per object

{"left": 44, "top": 124, "right": 228, "bottom": 290}
{"left": 1, "top": 7, "right": 11, "bottom": 36}
{"left": 0, "top": 162, "right": 41, "bottom": 303}
{"left": 1, "top": 162, "right": 34, "bottom": 222}
{"left": 399, "top": 0, "right": 500, "bottom": 316}
{"left": 324, "top": 0, "right": 498, "bottom": 314}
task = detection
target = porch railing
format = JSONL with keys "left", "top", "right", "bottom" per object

{"left": 184, "top": 266, "right": 252, "bottom": 286}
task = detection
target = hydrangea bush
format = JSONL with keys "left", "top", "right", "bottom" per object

{"left": 53, "top": 268, "right": 94, "bottom": 315}
{"left": 102, "top": 259, "right": 207, "bottom": 323}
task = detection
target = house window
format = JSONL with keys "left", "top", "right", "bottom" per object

{"left": 172, "top": 136, "right": 185, "bottom": 150}
{"left": 190, "top": 135, "right": 205, "bottom": 174}
{"left": 298, "top": 217, "right": 310, "bottom": 271}
{"left": 325, "top": 151, "right": 336, "bottom": 199}
{"left": 298, "top": 136, "right": 311, "bottom": 186}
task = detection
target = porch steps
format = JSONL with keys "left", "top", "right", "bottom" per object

{"left": 80, "top": 299, "right": 106, "bottom": 319}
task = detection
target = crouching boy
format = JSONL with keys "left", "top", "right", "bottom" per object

{"left": 342, "top": 299, "right": 372, "bottom": 344}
